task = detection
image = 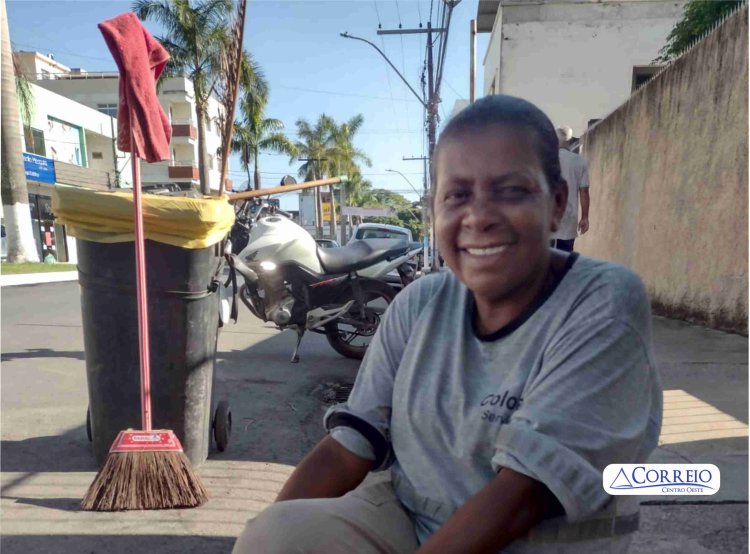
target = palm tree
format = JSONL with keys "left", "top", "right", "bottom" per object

{"left": 1, "top": 0, "right": 39, "bottom": 262}
{"left": 293, "top": 116, "right": 332, "bottom": 237}
{"left": 325, "top": 115, "right": 372, "bottom": 178}
{"left": 293, "top": 114, "right": 372, "bottom": 238}
{"left": 294, "top": 115, "right": 333, "bottom": 182}
{"left": 324, "top": 115, "right": 371, "bottom": 240}
{"left": 134, "top": 0, "right": 267, "bottom": 194}
{"left": 231, "top": 93, "right": 297, "bottom": 191}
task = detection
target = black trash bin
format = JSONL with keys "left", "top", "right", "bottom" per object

{"left": 78, "top": 238, "right": 223, "bottom": 467}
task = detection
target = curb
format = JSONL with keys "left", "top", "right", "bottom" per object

{"left": 0, "top": 271, "right": 79, "bottom": 287}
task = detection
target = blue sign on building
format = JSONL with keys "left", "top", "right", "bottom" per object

{"left": 23, "top": 152, "right": 56, "bottom": 185}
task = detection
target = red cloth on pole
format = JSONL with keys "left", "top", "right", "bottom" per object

{"left": 98, "top": 12, "right": 171, "bottom": 163}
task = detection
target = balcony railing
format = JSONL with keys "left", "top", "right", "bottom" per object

{"left": 171, "top": 120, "right": 197, "bottom": 140}
{"left": 168, "top": 160, "right": 199, "bottom": 180}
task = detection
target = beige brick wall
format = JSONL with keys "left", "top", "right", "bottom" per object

{"left": 577, "top": 8, "right": 748, "bottom": 334}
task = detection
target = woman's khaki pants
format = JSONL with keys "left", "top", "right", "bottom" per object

{"left": 232, "top": 480, "right": 419, "bottom": 554}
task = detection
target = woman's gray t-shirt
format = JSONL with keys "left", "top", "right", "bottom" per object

{"left": 325, "top": 255, "right": 662, "bottom": 550}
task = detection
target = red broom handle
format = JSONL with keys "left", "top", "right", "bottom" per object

{"left": 130, "top": 127, "right": 152, "bottom": 432}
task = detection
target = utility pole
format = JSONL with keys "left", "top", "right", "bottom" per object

{"left": 425, "top": 22, "right": 440, "bottom": 270}
{"left": 402, "top": 156, "right": 429, "bottom": 269}
{"left": 342, "top": 5, "right": 456, "bottom": 271}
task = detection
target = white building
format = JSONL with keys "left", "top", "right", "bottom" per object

{"left": 18, "top": 82, "right": 132, "bottom": 262}
{"left": 16, "top": 51, "right": 232, "bottom": 192}
{"left": 476, "top": 0, "right": 687, "bottom": 136}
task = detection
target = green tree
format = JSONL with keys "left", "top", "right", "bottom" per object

{"left": 657, "top": 0, "right": 742, "bottom": 61}
{"left": 293, "top": 114, "right": 372, "bottom": 237}
{"left": 1, "top": 0, "right": 40, "bottom": 262}
{"left": 293, "top": 115, "right": 332, "bottom": 182}
{"left": 325, "top": 115, "right": 372, "bottom": 238}
{"left": 293, "top": 115, "right": 332, "bottom": 236}
{"left": 355, "top": 188, "right": 422, "bottom": 240}
{"left": 134, "top": 0, "right": 267, "bottom": 194}
{"left": 231, "top": 90, "right": 297, "bottom": 191}
{"left": 344, "top": 169, "right": 374, "bottom": 206}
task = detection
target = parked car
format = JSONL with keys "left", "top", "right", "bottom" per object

{"left": 315, "top": 238, "right": 340, "bottom": 249}
{"left": 348, "top": 223, "right": 421, "bottom": 292}
{"left": 348, "top": 222, "right": 413, "bottom": 245}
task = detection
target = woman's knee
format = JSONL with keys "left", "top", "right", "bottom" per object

{"left": 232, "top": 500, "right": 331, "bottom": 554}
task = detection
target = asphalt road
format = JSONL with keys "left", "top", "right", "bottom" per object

{"left": 1, "top": 281, "right": 747, "bottom": 553}
{"left": 1, "top": 281, "right": 360, "bottom": 553}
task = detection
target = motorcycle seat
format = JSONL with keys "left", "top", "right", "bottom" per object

{"left": 317, "top": 239, "right": 409, "bottom": 275}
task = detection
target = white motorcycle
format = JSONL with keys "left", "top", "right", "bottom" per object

{"left": 227, "top": 200, "right": 421, "bottom": 362}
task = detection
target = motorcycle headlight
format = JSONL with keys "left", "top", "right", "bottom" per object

{"left": 260, "top": 261, "right": 277, "bottom": 272}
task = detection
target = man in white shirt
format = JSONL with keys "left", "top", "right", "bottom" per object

{"left": 551, "top": 126, "right": 590, "bottom": 252}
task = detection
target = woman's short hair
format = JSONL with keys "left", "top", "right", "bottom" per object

{"left": 436, "top": 95, "right": 564, "bottom": 191}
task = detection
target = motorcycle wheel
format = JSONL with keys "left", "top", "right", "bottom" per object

{"left": 325, "top": 279, "right": 395, "bottom": 360}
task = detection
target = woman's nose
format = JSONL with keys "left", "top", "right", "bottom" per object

{"left": 462, "top": 195, "right": 502, "bottom": 231}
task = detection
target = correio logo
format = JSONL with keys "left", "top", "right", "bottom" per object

{"left": 603, "top": 464, "right": 720, "bottom": 496}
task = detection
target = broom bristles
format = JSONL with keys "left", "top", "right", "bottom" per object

{"left": 82, "top": 450, "right": 209, "bottom": 511}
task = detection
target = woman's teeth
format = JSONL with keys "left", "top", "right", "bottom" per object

{"left": 465, "top": 245, "right": 507, "bottom": 256}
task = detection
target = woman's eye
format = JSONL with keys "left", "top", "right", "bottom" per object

{"left": 444, "top": 191, "right": 469, "bottom": 203}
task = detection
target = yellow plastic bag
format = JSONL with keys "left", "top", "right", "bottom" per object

{"left": 52, "top": 185, "right": 235, "bottom": 249}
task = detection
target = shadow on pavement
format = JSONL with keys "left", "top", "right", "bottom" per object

{"left": 0, "top": 426, "right": 96, "bottom": 473}
{"left": 0, "top": 349, "right": 85, "bottom": 362}
{"left": 0, "top": 534, "right": 237, "bottom": 554}
{"left": 2, "top": 496, "right": 83, "bottom": 511}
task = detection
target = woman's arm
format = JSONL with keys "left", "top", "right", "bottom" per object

{"left": 275, "top": 435, "right": 374, "bottom": 502}
{"left": 416, "top": 468, "right": 558, "bottom": 554}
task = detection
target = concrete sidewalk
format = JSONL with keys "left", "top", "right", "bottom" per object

{"left": 0, "top": 282, "right": 747, "bottom": 553}
{"left": 0, "top": 271, "right": 78, "bottom": 287}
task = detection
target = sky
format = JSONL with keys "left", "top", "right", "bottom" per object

{"left": 7, "top": 0, "right": 489, "bottom": 210}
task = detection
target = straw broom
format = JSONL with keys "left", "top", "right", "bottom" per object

{"left": 81, "top": 38, "right": 209, "bottom": 509}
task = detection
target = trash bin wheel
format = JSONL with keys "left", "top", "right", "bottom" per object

{"left": 86, "top": 406, "right": 92, "bottom": 442}
{"left": 213, "top": 401, "right": 231, "bottom": 452}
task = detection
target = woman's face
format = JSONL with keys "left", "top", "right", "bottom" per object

{"left": 434, "top": 125, "right": 567, "bottom": 306}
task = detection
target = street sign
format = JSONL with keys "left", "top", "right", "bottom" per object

{"left": 322, "top": 202, "right": 332, "bottom": 222}
{"left": 23, "top": 152, "right": 56, "bottom": 185}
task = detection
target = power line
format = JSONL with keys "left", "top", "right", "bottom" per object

{"left": 11, "top": 42, "right": 115, "bottom": 64}
{"left": 373, "top": 1, "right": 403, "bottom": 135}
{"left": 275, "top": 84, "right": 420, "bottom": 103}
{"left": 442, "top": 78, "right": 463, "bottom": 100}
{"left": 394, "top": 0, "right": 411, "bottom": 136}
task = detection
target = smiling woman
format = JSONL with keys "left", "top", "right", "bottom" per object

{"left": 232, "top": 96, "right": 663, "bottom": 554}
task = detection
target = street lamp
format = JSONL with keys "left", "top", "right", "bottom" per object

{"left": 385, "top": 169, "right": 422, "bottom": 199}
{"left": 386, "top": 169, "right": 431, "bottom": 271}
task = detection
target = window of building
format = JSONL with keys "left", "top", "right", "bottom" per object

{"left": 46, "top": 117, "right": 85, "bottom": 167}
{"left": 97, "top": 103, "right": 118, "bottom": 118}
{"left": 25, "top": 128, "right": 46, "bottom": 156}
{"left": 41, "top": 69, "right": 51, "bottom": 80}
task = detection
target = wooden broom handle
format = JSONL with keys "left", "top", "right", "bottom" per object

{"left": 227, "top": 177, "right": 343, "bottom": 202}
{"left": 130, "top": 124, "right": 152, "bottom": 432}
